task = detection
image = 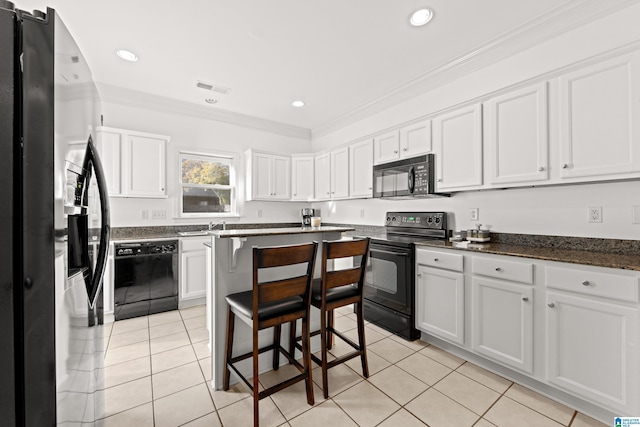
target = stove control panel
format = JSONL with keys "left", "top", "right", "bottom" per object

{"left": 385, "top": 212, "right": 447, "bottom": 230}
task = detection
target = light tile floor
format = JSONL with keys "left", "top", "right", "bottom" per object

{"left": 97, "top": 305, "right": 608, "bottom": 427}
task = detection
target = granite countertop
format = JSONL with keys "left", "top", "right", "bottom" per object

{"left": 209, "top": 226, "right": 354, "bottom": 238}
{"left": 415, "top": 240, "right": 640, "bottom": 272}
{"left": 110, "top": 223, "right": 354, "bottom": 242}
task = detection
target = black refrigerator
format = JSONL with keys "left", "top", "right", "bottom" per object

{"left": 0, "top": 2, "right": 110, "bottom": 426}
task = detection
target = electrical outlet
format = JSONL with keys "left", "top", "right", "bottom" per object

{"left": 588, "top": 206, "right": 602, "bottom": 223}
{"left": 151, "top": 210, "right": 166, "bottom": 220}
{"left": 470, "top": 208, "right": 479, "bottom": 221}
{"left": 140, "top": 209, "right": 148, "bottom": 220}
{"left": 360, "top": 209, "right": 365, "bottom": 218}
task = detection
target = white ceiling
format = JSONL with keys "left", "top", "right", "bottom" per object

{"left": 15, "top": 0, "right": 637, "bottom": 137}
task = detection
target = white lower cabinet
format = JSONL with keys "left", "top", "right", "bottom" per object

{"left": 545, "top": 261, "right": 640, "bottom": 416}
{"left": 415, "top": 246, "right": 640, "bottom": 419}
{"left": 546, "top": 291, "right": 640, "bottom": 414}
{"left": 415, "top": 249, "right": 464, "bottom": 345}
{"left": 472, "top": 277, "right": 533, "bottom": 373}
{"left": 179, "top": 237, "right": 208, "bottom": 303}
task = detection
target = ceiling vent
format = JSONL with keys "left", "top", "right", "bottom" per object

{"left": 196, "top": 80, "right": 231, "bottom": 95}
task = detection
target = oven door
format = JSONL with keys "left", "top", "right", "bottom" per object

{"left": 364, "top": 241, "right": 413, "bottom": 315}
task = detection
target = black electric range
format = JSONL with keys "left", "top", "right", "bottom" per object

{"left": 358, "top": 212, "right": 448, "bottom": 340}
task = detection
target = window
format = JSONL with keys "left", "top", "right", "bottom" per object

{"left": 179, "top": 151, "right": 236, "bottom": 216}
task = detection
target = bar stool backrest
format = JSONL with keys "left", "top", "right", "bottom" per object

{"left": 252, "top": 242, "right": 318, "bottom": 327}
{"left": 320, "top": 238, "right": 370, "bottom": 300}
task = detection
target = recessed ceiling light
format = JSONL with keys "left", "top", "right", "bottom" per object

{"left": 205, "top": 98, "right": 218, "bottom": 104}
{"left": 116, "top": 49, "right": 138, "bottom": 62}
{"left": 410, "top": 8, "right": 434, "bottom": 26}
{"left": 291, "top": 100, "right": 305, "bottom": 108}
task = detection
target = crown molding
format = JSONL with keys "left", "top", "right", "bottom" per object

{"left": 311, "top": 0, "right": 638, "bottom": 139}
{"left": 96, "top": 83, "right": 312, "bottom": 140}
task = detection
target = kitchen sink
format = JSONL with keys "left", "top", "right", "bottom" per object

{"left": 177, "top": 230, "right": 210, "bottom": 236}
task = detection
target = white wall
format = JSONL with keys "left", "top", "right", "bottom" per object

{"left": 100, "top": 102, "right": 313, "bottom": 228}
{"left": 310, "top": 3, "right": 640, "bottom": 240}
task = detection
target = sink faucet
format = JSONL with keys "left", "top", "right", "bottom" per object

{"left": 209, "top": 220, "right": 226, "bottom": 231}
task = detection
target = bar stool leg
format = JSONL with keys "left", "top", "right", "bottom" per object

{"left": 223, "top": 306, "right": 235, "bottom": 390}
{"left": 320, "top": 307, "right": 330, "bottom": 399}
{"left": 253, "top": 327, "right": 260, "bottom": 427}
{"left": 288, "top": 320, "right": 297, "bottom": 362}
{"left": 356, "top": 301, "right": 369, "bottom": 378}
{"left": 301, "top": 315, "right": 314, "bottom": 405}
{"left": 273, "top": 324, "right": 281, "bottom": 371}
{"left": 327, "top": 310, "right": 334, "bottom": 350}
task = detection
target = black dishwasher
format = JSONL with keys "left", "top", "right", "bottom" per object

{"left": 114, "top": 240, "right": 178, "bottom": 321}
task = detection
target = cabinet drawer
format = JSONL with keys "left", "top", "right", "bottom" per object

{"left": 180, "top": 237, "right": 209, "bottom": 252}
{"left": 546, "top": 266, "right": 639, "bottom": 302}
{"left": 473, "top": 256, "right": 533, "bottom": 284}
{"left": 416, "top": 249, "right": 463, "bottom": 272}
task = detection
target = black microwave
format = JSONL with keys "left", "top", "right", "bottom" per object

{"left": 372, "top": 153, "right": 449, "bottom": 198}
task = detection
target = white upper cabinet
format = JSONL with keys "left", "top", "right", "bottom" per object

{"left": 400, "top": 119, "right": 432, "bottom": 158}
{"left": 314, "top": 149, "right": 350, "bottom": 200}
{"left": 96, "top": 129, "right": 122, "bottom": 196}
{"left": 314, "top": 153, "right": 331, "bottom": 201}
{"left": 330, "top": 147, "right": 349, "bottom": 199}
{"left": 349, "top": 139, "right": 373, "bottom": 198}
{"left": 291, "top": 155, "right": 315, "bottom": 201}
{"left": 246, "top": 150, "right": 291, "bottom": 201}
{"left": 559, "top": 52, "right": 640, "bottom": 180}
{"left": 373, "top": 130, "right": 400, "bottom": 164}
{"left": 373, "top": 119, "right": 431, "bottom": 165}
{"left": 96, "top": 126, "right": 168, "bottom": 198}
{"left": 434, "top": 104, "right": 483, "bottom": 191}
{"left": 486, "top": 83, "right": 549, "bottom": 185}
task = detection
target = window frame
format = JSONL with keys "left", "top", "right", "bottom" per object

{"left": 178, "top": 150, "right": 238, "bottom": 218}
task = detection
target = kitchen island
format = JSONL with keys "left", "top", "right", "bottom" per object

{"left": 204, "top": 226, "right": 354, "bottom": 389}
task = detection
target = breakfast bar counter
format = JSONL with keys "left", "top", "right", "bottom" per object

{"left": 204, "top": 226, "right": 354, "bottom": 390}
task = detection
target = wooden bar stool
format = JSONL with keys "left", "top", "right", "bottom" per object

{"left": 223, "top": 241, "right": 318, "bottom": 427}
{"left": 291, "top": 238, "right": 370, "bottom": 398}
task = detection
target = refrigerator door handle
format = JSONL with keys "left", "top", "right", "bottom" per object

{"left": 83, "top": 134, "right": 111, "bottom": 309}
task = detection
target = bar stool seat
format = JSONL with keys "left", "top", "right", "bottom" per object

{"left": 311, "top": 280, "right": 358, "bottom": 303}
{"left": 226, "top": 291, "right": 304, "bottom": 320}
{"left": 223, "top": 241, "right": 318, "bottom": 427}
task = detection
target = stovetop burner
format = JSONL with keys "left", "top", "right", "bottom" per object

{"left": 361, "top": 212, "right": 448, "bottom": 246}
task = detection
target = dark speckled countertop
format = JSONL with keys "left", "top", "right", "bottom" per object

{"left": 414, "top": 240, "right": 640, "bottom": 271}
{"left": 343, "top": 227, "right": 640, "bottom": 272}
{"left": 110, "top": 223, "right": 639, "bottom": 271}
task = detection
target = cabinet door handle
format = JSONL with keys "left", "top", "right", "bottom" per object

{"left": 437, "top": 178, "right": 442, "bottom": 182}
{"left": 562, "top": 164, "right": 569, "bottom": 169}
{"left": 547, "top": 302, "right": 555, "bottom": 308}
{"left": 368, "top": 187, "right": 372, "bottom": 190}
{"left": 433, "top": 258, "right": 439, "bottom": 262}
{"left": 538, "top": 167, "right": 544, "bottom": 172}
{"left": 417, "top": 273, "right": 422, "bottom": 278}
{"left": 581, "top": 280, "right": 590, "bottom": 286}
{"left": 522, "top": 297, "right": 529, "bottom": 302}
{"left": 394, "top": 150, "right": 398, "bottom": 154}
{"left": 495, "top": 267, "right": 502, "bottom": 272}
{"left": 403, "top": 148, "right": 408, "bottom": 152}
